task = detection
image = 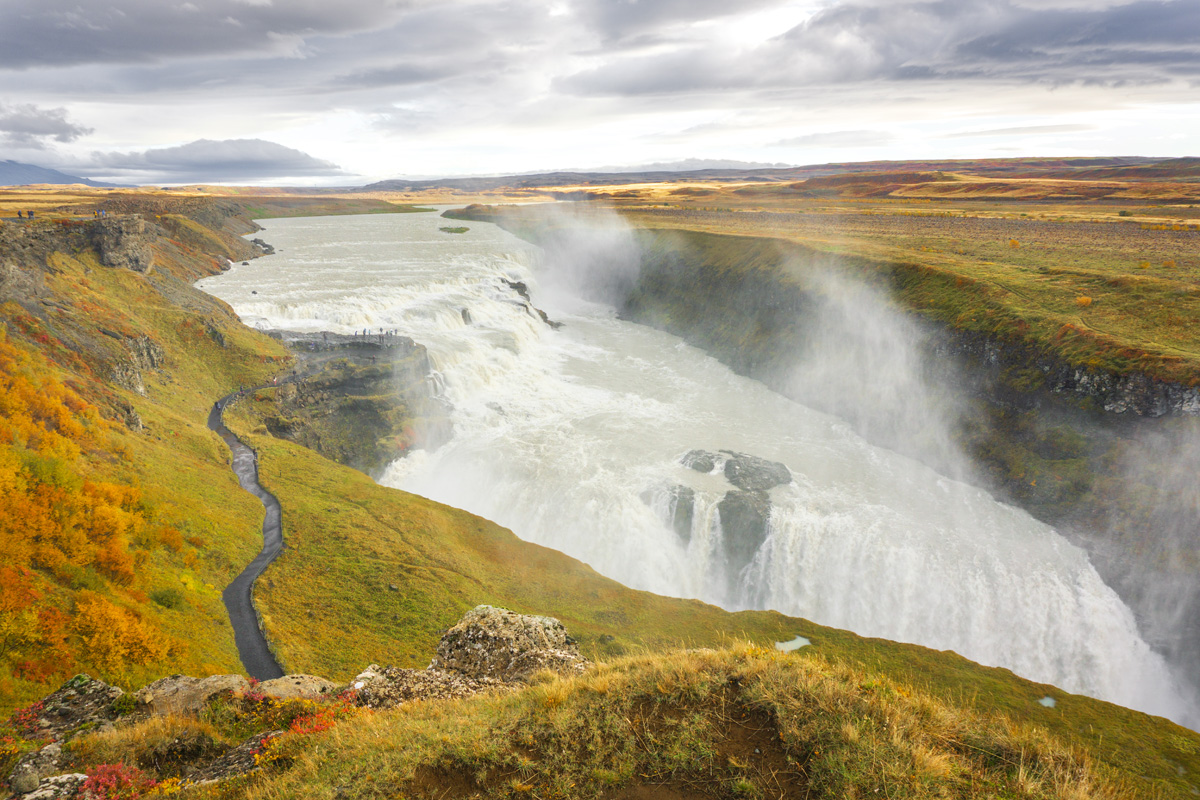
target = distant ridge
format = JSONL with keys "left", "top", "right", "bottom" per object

{"left": 362, "top": 156, "right": 1181, "bottom": 193}
{"left": 0, "top": 159, "right": 123, "bottom": 188}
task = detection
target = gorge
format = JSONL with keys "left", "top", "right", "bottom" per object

{"left": 197, "top": 208, "right": 1197, "bottom": 728}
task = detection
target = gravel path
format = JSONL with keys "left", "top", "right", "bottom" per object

{"left": 207, "top": 389, "right": 286, "bottom": 680}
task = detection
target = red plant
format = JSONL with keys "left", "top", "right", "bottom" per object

{"left": 288, "top": 708, "right": 339, "bottom": 736}
{"left": 7, "top": 700, "right": 45, "bottom": 738}
{"left": 81, "top": 762, "right": 157, "bottom": 800}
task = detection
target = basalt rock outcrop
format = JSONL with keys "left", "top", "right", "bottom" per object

{"left": 6, "top": 675, "right": 125, "bottom": 797}
{"left": 257, "top": 674, "right": 339, "bottom": 701}
{"left": 90, "top": 216, "right": 155, "bottom": 273}
{"left": 258, "top": 330, "right": 450, "bottom": 478}
{"left": 351, "top": 606, "right": 589, "bottom": 709}
{"left": 676, "top": 450, "right": 793, "bottom": 574}
{"left": 500, "top": 277, "right": 562, "bottom": 329}
{"left": 19, "top": 674, "right": 125, "bottom": 744}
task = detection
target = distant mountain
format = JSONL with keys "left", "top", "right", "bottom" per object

{"left": 363, "top": 168, "right": 789, "bottom": 193}
{"left": 586, "top": 158, "right": 796, "bottom": 173}
{"left": 0, "top": 160, "right": 123, "bottom": 188}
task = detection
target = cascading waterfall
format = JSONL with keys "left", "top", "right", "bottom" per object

{"left": 197, "top": 210, "right": 1197, "bottom": 726}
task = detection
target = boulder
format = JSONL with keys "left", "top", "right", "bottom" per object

{"left": 349, "top": 665, "right": 503, "bottom": 710}
{"left": 681, "top": 449, "right": 717, "bottom": 473}
{"left": 721, "top": 451, "right": 791, "bottom": 493}
{"left": 669, "top": 485, "right": 695, "bottom": 542}
{"left": 430, "top": 605, "right": 591, "bottom": 682}
{"left": 718, "top": 490, "right": 772, "bottom": 574}
{"left": 136, "top": 675, "right": 248, "bottom": 717}
{"left": 8, "top": 743, "right": 62, "bottom": 795}
{"left": 23, "top": 675, "right": 123, "bottom": 742}
{"left": 21, "top": 773, "right": 86, "bottom": 800}
{"left": 257, "top": 674, "right": 338, "bottom": 701}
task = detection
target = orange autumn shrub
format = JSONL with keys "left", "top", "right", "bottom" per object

{"left": 0, "top": 327, "right": 177, "bottom": 682}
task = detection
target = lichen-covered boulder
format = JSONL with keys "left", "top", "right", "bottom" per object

{"left": 9, "top": 743, "right": 63, "bottom": 795}
{"left": 349, "top": 664, "right": 503, "bottom": 709}
{"left": 136, "top": 674, "right": 249, "bottom": 717}
{"left": 430, "top": 605, "right": 591, "bottom": 682}
{"left": 21, "top": 772, "right": 86, "bottom": 799}
{"left": 23, "top": 675, "right": 124, "bottom": 742}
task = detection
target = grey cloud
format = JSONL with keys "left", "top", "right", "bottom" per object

{"left": 570, "top": 0, "right": 784, "bottom": 42}
{"left": 559, "top": 0, "right": 1200, "bottom": 96}
{"left": 0, "top": 0, "right": 412, "bottom": 68}
{"left": 774, "top": 130, "right": 897, "bottom": 148}
{"left": 87, "top": 138, "right": 348, "bottom": 183}
{"left": 337, "top": 62, "right": 450, "bottom": 88}
{"left": 0, "top": 103, "right": 93, "bottom": 148}
{"left": 946, "top": 124, "right": 1094, "bottom": 137}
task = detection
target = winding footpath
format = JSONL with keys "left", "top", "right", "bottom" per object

{"left": 207, "top": 389, "right": 286, "bottom": 680}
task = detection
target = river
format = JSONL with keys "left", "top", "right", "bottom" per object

{"left": 197, "top": 209, "right": 1195, "bottom": 725}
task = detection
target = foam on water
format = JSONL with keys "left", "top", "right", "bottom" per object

{"left": 198, "top": 210, "right": 1197, "bottom": 726}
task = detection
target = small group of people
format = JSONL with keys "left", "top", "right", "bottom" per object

{"left": 15, "top": 210, "right": 35, "bottom": 220}
{"left": 91, "top": 209, "right": 109, "bottom": 218}
{"left": 352, "top": 328, "right": 400, "bottom": 343}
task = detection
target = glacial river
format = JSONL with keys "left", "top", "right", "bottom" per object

{"left": 198, "top": 209, "right": 1195, "bottom": 725}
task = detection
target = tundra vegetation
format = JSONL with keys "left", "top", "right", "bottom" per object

{"left": 2, "top": 173, "right": 1200, "bottom": 797}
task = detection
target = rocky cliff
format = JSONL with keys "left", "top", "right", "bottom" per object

{"left": 248, "top": 330, "right": 450, "bottom": 478}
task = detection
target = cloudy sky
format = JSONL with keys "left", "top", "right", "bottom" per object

{"left": 1, "top": 0, "right": 1197, "bottom": 185}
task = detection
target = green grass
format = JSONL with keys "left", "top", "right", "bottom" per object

{"left": 56, "top": 645, "right": 1200, "bottom": 798}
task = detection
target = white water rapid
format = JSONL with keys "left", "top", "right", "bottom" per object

{"left": 198, "top": 210, "right": 1195, "bottom": 725}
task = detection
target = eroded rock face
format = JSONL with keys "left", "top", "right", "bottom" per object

{"left": 257, "top": 675, "right": 338, "bottom": 701}
{"left": 91, "top": 216, "right": 155, "bottom": 273}
{"left": 135, "top": 674, "right": 249, "bottom": 717}
{"left": 110, "top": 334, "right": 166, "bottom": 396}
{"left": 261, "top": 330, "right": 450, "bottom": 478}
{"left": 430, "top": 605, "right": 591, "bottom": 682}
{"left": 668, "top": 485, "right": 695, "bottom": 541}
{"left": 717, "top": 490, "right": 772, "bottom": 572}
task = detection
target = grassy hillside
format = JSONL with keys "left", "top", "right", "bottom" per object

{"left": 78, "top": 645, "right": 1161, "bottom": 799}
{"left": 0, "top": 211, "right": 290, "bottom": 712}
{"left": 217, "top": 395, "right": 1200, "bottom": 796}
{"left": 3, "top": 194, "right": 1200, "bottom": 797}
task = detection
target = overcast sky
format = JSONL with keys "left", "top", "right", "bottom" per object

{"left": 1, "top": 0, "right": 1197, "bottom": 185}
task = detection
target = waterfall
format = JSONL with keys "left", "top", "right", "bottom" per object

{"left": 198, "top": 209, "right": 1198, "bottom": 726}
